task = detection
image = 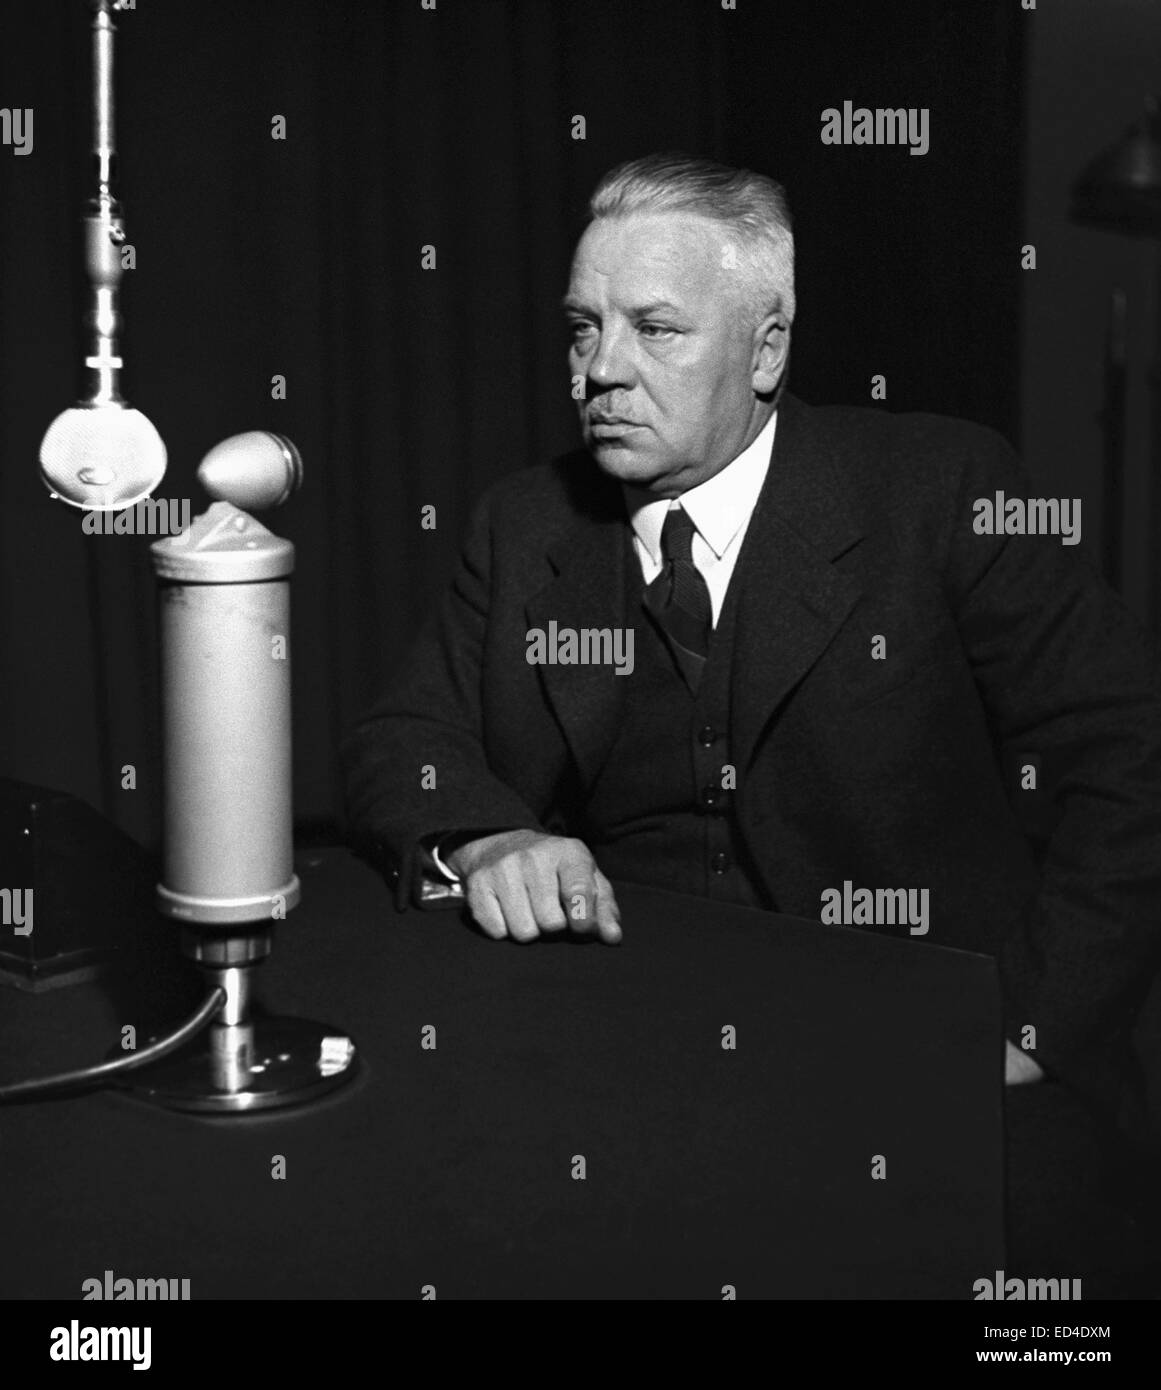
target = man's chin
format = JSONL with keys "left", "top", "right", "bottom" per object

{"left": 588, "top": 442, "right": 663, "bottom": 483}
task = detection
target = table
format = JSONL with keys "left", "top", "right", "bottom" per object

{"left": 0, "top": 847, "right": 1004, "bottom": 1299}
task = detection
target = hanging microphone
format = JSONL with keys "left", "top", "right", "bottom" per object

{"left": 39, "top": 0, "right": 166, "bottom": 512}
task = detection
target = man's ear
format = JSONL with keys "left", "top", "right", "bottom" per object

{"left": 751, "top": 310, "right": 790, "bottom": 395}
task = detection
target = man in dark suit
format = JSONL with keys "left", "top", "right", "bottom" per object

{"left": 341, "top": 153, "right": 1161, "bottom": 1295}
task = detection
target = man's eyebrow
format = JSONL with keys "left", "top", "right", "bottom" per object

{"left": 629, "top": 300, "right": 685, "bottom": 317}
{"left": 561, "top": 297, "right": 685, "bottom": 316}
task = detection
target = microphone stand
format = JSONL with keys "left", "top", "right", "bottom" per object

{"left": 86, "top": 0, "right": 127, "bottom": 413}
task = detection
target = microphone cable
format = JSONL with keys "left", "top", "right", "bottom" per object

{"left": 0, "top": 986, "right": 226, "bottom": 1102}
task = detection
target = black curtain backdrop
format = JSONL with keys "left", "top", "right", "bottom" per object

{"left": 0, "top": 0, "right": 1023, "bottom": 849}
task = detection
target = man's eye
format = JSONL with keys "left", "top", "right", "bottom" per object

{"left": 639, "top": 323, "right": 675, "bottom": 338}
{"left": 568, "top": 321, "right": 596, "bottom": 339}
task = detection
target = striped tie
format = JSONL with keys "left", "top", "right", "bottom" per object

{"left": 644, "top": 504, "right": 712, "bottom": 692}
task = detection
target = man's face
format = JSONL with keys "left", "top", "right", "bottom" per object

{"left": 565, "top": 211, "right": 777, "bottom": 496}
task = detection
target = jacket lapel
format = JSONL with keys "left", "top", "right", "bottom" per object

{"left": 730, "top": 393, "right": 867, "bottom": 773}
{"left": 525, "top": 467, "right": 631, "bottom": 788}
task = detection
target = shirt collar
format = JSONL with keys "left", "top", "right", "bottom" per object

{"left": 623, "top": 408, "right": 778, "bottom": 565}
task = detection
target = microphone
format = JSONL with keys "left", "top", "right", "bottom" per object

{"left": 131, "top": 432, "right": 358, "bottom": 1111}
{"left": 197, "top": 430, "right": 303, "bottom": 511}
{"left": 39, "top": 0, "right": 166, "bottom": 511}
{"left": 40, "top": 406, "right": 166, "bottom": 513}
{"left": 153, "top": 430, "right": 304, "bottom": 927}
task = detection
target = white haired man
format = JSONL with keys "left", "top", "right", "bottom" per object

{"left": 343, "top": 152, "right": 1161, "bottom": 1297}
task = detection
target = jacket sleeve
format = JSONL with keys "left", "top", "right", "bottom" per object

{"left": 941, "top": 424, "right": 1161, "bottom": 1104}
{"left": 339, "top": 486, "right": 547, "bottom": 911}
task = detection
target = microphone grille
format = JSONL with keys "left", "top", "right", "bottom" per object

{"left": 40, "top": 405, "right": 167, "bottom": 511}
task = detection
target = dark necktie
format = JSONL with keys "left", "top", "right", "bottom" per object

{"left": 643, "top": 504, "right": 712, "bottom": 692}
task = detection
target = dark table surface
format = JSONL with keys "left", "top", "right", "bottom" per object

{"left": 0, "top": 847, "right": 1004, "bottom": 1299}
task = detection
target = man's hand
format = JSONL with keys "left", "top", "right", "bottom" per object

{"left": 446, "top": 829, "right": 622, "bottom": 944}
{"left": 1004, "top": 1039, "right": 1045, "bottom": 1085}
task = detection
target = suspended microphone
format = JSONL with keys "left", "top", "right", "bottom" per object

{"left": 39, "top": 0, "right": 166, "bottom": 511}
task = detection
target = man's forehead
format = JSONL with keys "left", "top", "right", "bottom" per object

{"left": 568, "top": 211, "right": 728, "bottom": 299}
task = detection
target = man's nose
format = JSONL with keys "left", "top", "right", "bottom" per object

{"left": 586, "top": 325, "right": 635, "bottom": 389}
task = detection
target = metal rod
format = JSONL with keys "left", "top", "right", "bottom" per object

{"left": 92, "top": 0, "right": 116, "bottom": 195}
{"left": 83, "top": 0, "right": 126, "bottom": 408}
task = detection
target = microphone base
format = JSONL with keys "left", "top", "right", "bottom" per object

{"left": 112, "top": 1013, "right": 358, "bottom": 1113}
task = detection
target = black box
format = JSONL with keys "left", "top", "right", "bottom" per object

{"left": 0, "top": 778, "right": 156, "bottom": 991}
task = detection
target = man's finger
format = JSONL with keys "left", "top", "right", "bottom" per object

{"left": 561, "top": 884, "right": 600, "bottom": 939}
{"left": 527, "top": 863, "right": 569, "bottom": 933}
{"left": 593, "top": 870, "right": 622, "bottom": 944}
{"left": 494, "top": 872, "right": 540, "bottom": 943}
{"left": 466, "top": 885, "right": 508, "bottom": 941}
{"left": 557, "top": 844, "right": 600, "bottom": 935}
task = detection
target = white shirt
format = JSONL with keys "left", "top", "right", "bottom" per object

{"left": 621, "top": 409, "right": 778, "bottom": 626}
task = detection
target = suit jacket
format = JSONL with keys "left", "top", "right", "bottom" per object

{"left": 340, "top": 392, "right": 1161, "bottom": 1120}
